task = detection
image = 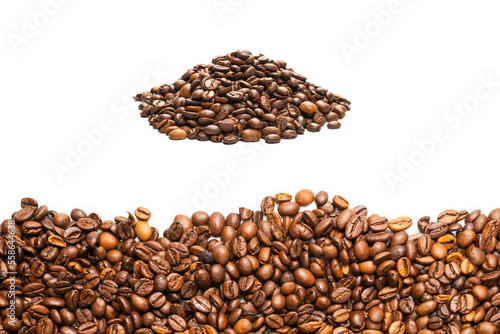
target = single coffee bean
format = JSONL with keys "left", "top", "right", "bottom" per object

{"left": 389, "top": 216, "right": 413, "bottom": 231}
{"left": 294, "top": 268, "right": 316, "bottom": 287}
{"left": 327, "top": 121, "right": 341, "bottom": 129}
{"left": 234, "top": 318, "right": 252, "bottom": 334}
{"left": 265, "top": 134, "right": 281, "bottom": 143}
{"left": 168, "top": 315, "right": 187, "bottom": 332}
{"left": 295, "top": 189, "right": 315, "bottom": 206}
{"left": 241, "top": 129, "right": 261, "bottom": 142}
{"left": 278, "top": 201, "right": 300, "bottom": 216}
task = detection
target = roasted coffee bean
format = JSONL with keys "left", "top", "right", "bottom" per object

{"left": 331, "top": 287, "right": 352, "bottom": 303}
{"left": 168, "top": 315, "right": 187, "bottom": 332}
{"left": 77, "top": 322, "right": 98, "bottom": 334}
{"left": 133, "top": 221, "right": 151, "bottom": 242}
{"left": 369, "top": 216, "right": 389, "bottom": 232}
{"left": 4, "top": 196, "right": 500, "bottom": 334}
{"left": 234, "top": 318, "right": 252, "bottom": 334}
{"left": 295, "top": 189, "right": 315, "bottom": 206}
{"left": 327, "top": 121, "right": 341, "bottom": 129}
{"left": 389, "top": 217, "right": 412, "bottom": 231}
{"left": 345, "top": 215, "right": 365, "bottom": 239}
{"left": 416, "top": 300, "right": 437, "bottom": 316}
{"left": 135, "top": 51, "right": 351, "bottom": 143}
{"left": 222, "top": 280, "right": 239, "bottom": 299}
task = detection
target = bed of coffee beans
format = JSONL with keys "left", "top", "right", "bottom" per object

{"left": 134, "top": 51, "right": 351, "bottom": 144}
{"left": 2, "top": 194, "right": 500, "bottom": 334}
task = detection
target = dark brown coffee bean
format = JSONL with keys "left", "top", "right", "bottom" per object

{"left": 388, "top": 320, "right": 405, "bottom": 334}
{"left": 331, "top": 287, "right": 352, "bottom": 304}
{"left": 327, "top": 121, "right": 341, "bottom": 129}
{"left": 416, "top": 300, "right": 437, "bottom": 316}
{"left": 191, "top": 296, "right": 212, "bottom": 313}
{"left": 345, "top": 215, "right": 365, "bottom": 239}
{"left": 7, "top": 197, "right": 500, "bottom": 334}
{"left": 135, "top": 53, "right": 350, "bottom": 143}
{"left": 234, "top": 318, "right": 252, "bottom": 334}
{"left": 222, "top": 280, "right": 239, "bottom": 299}
{"left": 369, "top": 216, "right": 389, "bottom": 232}
{"left": 278, "top": 201, "right": 300, "bottom": 216}
{"left": 294, "top": 268, "right": 316, "bottom": 287}
{"left": 265, "top": 314, "right": 284, "bottom": 329}
{"left": 78, "top": 322, "right": 98, "bottom": 334}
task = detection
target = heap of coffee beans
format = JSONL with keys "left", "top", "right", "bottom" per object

{"left": 2, "top": 194, "right": 500, "bottom": 334}
{"left": 134, "top": 51, "right": 351, "bottom": 144}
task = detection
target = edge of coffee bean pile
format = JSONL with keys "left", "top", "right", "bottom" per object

{"left": 2, "top": 192, "right": 500, "bottom": 334}
{"left": 134, "top": 51, "right": 351, "bottom": 144}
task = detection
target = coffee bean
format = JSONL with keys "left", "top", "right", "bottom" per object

{"left": 467, "top": 246, "right": 485, "bottom": 266}
{"left": 430, "top": 242, "right": 447, "bottom": 259}
{"left": 13, "top": 206, "right": 36, "bottom": 222}
{"left": 331, "top": 287, "right": 352, "bottom": 303}
{"left": 389, "top": 217, "right": 412, "bottom": 231}
{"left": 208, "top": 212, "right": 225, "bottom": 236}
{"left": 99, "top": 232, "right": 119, "bottom": 250}
{"left": 239, "top": 129, "right": 260, "bottom": 142}
{"left": 295, "top": 189, "right": 314, "bottom": 206}
{"left": 331, "top": 195, "right": 348, "bottom": 210}
{"left": 388, "top": 321, "right": 405, "bottom": 334}
{"left": 135, "top": 51, "right": 351, "bottom": 143}
{"left": 416, "top": 300, "right": 437, "bottom": 316}
{"left": 191, "top": 295, "right": 212, "bottom": 313}
{"left": 168, "top": 128, "right": 187, "bottom": 140}
{"left": 21, "top": 220, "right": 43, "bottom": 236}
{"left": 234, "top": 318, "right": 252, "bottom": 334}
{"left": 168, "top": 315, "right": 187, "bottom": 332}
{"left": 457, "top": 229, "right": 476, "bottom": 247}
{"left": 294, "top": 268, "right": 316, "bottom": 287}
{"left": 135, "top": 207, "right": 151, "bottom": 221}
{"left": 460, "top": 258, "right": 475, "bottom": 274}
{"left": 264, "top": 134, "right": 281, "bottom": 143}
{"left": 135, "top": 221, "right": 152, "bottom": 241}
{"left": 368, "top": 215, "right": 389, "bottom": 232}
{"left": 5, "top": 197, "right": 500, "bottom": 334}
{"left": 476, "top": 322, "right": 497, "bottom": 334}
{"left": 107, "top": 324, "right": 126, "bottom": 334}
{"left": 21, "top": 197, "right": 38, "bottom": 209}
{"left": 36, "top": 317, "right": 54, "bottom": 334}
{"left": 345, "top": 215, "right": 365, "bottom": 239}
{"left": 438, "top": 209, "right": 459, "bottom": 224}
{"left": 266, "top": 314, "right": 284, "bottom": 329}
{"left": 77, "top": 322, "right": 98, "bottom": 334}
{"left": 396, "top": 257, "right": 411, "bottom": 278}
{"left": 222, "top": 280, "right": 239, "bottom": 299}
{"left": 327, "top": 121, "right": 341, "bottom": 129}
{"left": 278, "top": 201, "right": 300, "bottom": 216}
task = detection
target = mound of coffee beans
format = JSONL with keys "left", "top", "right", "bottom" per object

{"left": 134, "top": 51, "right": 351, "bottom": 144}
{"left": 2, "top": 194, "right": 500, "bottom": 334}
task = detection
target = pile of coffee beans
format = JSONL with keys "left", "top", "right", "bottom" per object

{"left": 134, "top": 51, "right": 351, "bottom": 144}
{"left": 2, "top": 194, "right": 500, "bottom": 334}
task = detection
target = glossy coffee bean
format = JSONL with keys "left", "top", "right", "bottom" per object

{"left": 135, "top": 51, "right": 351, "bottom": 144}
{"left": 4, "top": 196, "right": 500, "bottom": 334}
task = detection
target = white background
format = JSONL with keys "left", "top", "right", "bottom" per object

{"left": 1, "top": 0, "right": 500, "bottom": 235}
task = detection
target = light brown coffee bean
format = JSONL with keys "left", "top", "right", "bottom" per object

{"left": 389, "top": 217, "right": 412, "bottom": 231}
{"left": 295, "top": 189, "right": 314, "bottom": 206}
{"left": 169, "top": 128, "right": 187, "bottom": 140}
